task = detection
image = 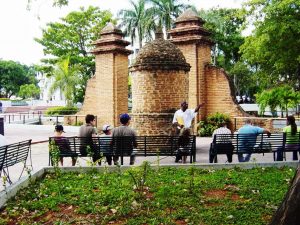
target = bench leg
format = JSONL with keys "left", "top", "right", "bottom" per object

{"left": 209, "top": 153, "right": 217, "bottom": 163}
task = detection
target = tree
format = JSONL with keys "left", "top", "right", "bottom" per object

{"left": 18, "top": 84, "right": 40, "bottom": 99}
{"left": 0, "top": 60, "right": 37, "bottom": 98}
{"left": 198, "top": 8, "right": 258, "bottom": 97}
{"left": 49, "top": 57, "right": 81, "bottom": 107}
{"left": 240, "top": 0, "right": 300, "bottom": 90}
{"left": 270, "top": 165, "right": 300, "bottom": 225}
{"left": 199, "top": 8, "right": 245, "bottom": 70}
{"left": 35, "top": 6, "right": 113, "bottom": 103}
{"left": 118, "top": 0, "right": 155, "bottom": 49}
{"left": 255, "top": 85, "right": 300, "bottom": 117}
{"left": 148, "top": 0, "right": 190, "bottom": 38}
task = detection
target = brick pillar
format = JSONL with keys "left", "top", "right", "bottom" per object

{"left": 169, "top": 9, "right": 214, "bottom": 132}
{"left": 78, "top": 23, "right": 132, "bottom": 128}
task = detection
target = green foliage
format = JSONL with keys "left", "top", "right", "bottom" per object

{"left": 18, "top": 84, "right": 40, "bottom": 99}
{"left": 256, "top": 85, "right": 300, "bottom": 117}
{"left": 147, "top": 0, "right": 191, "bottom": 38}
{"left": 199, "top": 8, "right": 259, "bottom": 97}
{"left": 49, "top": 57, "right": 81, "bottom": 107}
{"left": 199, "top": 8, "right": 245, "bottom": 70}
{"left": 118, "top": 0, "right": 155, "bottom": 49}
{"left": 1, "top": 166, "right": 295, "bottom": 224}
{"left": 0, "top": 98, "right": 9, "bottom": 101}
{"left": 118, "top": 0, "right": 191, "bottom": 48}
{"left": 35, "top": 6, "right": 114, "bottom": 103}
{"left": 45, "top": 106, "right": 78, "bottom": 115}
{"left": 240, "top": 0, "right": 300, "bottom": 90}
{"left": 198, "top": 112, "right": 231, "bottom": 136}
{"left": 0, "top": 60, "right": 37, "bottom": 98}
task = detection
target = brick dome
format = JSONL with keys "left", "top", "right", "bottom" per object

{"left": 130, "top": 35, "right": 190, "bottom": 72}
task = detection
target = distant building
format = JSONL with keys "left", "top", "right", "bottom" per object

{"left": 36, "top": 72, "right": 66, "bottom": 106}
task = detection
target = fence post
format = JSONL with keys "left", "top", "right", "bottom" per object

{"left": 23, "top": 115, "right": 25, "bottom": 124}
{"left": 75, "top": 116, "right": 78, "bottom": 126}
{"left": 0, "top": 117, "right": 4, "bottom": 135}
{"left": 234, "top": 118, "right": 237, "bottom": 131}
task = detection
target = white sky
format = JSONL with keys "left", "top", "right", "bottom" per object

{"left": 0, "top": 0, "right": 243, "bottom": 65}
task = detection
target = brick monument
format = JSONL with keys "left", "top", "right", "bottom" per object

{"left": 80, "top": 10, "right": 245, "bottom": 134}
{"left": 78, "top": 23, "right": 132, "bottom": 128}
{"left": 130, "top": 29, "right": 190, "bottom": 135}
{"left": 169, "top": 9, "right": 245, "bottom": 131}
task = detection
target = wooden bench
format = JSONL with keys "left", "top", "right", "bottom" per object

{"left": 209, "top": 133, "right": 289, "bottom": 163}
{"left": 49, "top": 136, "right": 196, "bottom": 165}
{"left": 0, "top": 140, "right": 32, "bottom": 184}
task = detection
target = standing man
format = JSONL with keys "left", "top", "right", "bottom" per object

{"left": 112, "top": 113, "right": 137, "bottom": 165}
{"left": 172, "top": 101, "right": 204, "bottom": 134}
{"left": 238, "top": 119, "right": 270, "bottom": 162}
{"left": 79, "top": 114, "right": 99, "bottom": 164}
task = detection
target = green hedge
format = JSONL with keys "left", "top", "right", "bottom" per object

{"left": 198, "top": 112, "right": 231, "bottom": 136}
{"left": 45, "top": 106, "right": 78, "bottom": 115}
{"left": 0, "top": 98, "right": 10, "bottom": 101}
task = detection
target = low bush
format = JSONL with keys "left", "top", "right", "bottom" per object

{"left": 198, "top": 112, "right": 231, "bottom": 136}
{"left": 45, "top": 106, "right": 78, "bottom": 115}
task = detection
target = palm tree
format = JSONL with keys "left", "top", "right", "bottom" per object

{"left": 118, "top": 0, "right": 155, "bottom": 49}
{"left": 49, "top": 57, "right": 81, "bottom": 107}
{"left": 147, "top": 0, "right": 190, "bottom": 38}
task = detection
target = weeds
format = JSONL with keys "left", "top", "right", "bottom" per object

{"left": 0, "top": 166, "right": 296, "bottom": 224}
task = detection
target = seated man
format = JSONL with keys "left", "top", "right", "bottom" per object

{"left": 112, "top": 113, "right": 137, "bottom": 165}
{"left": 238, "top": 119, "right": 270, "bottom": 162}
{"left": 53, "top": 125, "right": 77, "bottom": 166}
{"left": 175, "top": 128, "right": 191, "bottom": 163}
{"left": 210, "top": 122, "right": 233, "bottom": 163}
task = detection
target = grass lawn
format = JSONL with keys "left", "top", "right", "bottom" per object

{"left": 0, "top": 164, "right": 295, "bottom": 225}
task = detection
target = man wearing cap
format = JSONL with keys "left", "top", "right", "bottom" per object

{"left": 112, "top": 113, "right": 137, "bottom": 165}
{"left": 79, "top": 114, "right": 99, "bottom": 164}
{"left": 99, "top": 124, "right": 115, "bottom": 165}
{"left": 172, "top": 101, "right": 205, "bottom": 135}
{"left": 53, "top": 125, "right": 77, "bottom": 166}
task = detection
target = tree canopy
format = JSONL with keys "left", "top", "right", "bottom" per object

{"left": 18, "top": 84, "right": 40, "bottom": 100}
{"left": 240, "top": 0, "right": 300, "bottom": 90}
{"left": 118, "top": 0, "right": 155, "bottom": 49}
{"left": 255, "top": 85, "right": 300, "bottom": 116}
{"left": 0, "top": 60, "right": 37, "bottom": 98}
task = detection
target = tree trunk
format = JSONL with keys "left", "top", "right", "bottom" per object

{"left": 269, "top": 164, "right": 300, "bottom": 225}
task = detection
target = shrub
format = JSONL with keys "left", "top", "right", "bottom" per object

{"left": 45, "top": 106, "right": 78, "bottom": 115}
{"left": 198, "top": 112, "right": 231, "bottom": 136}
{"left": 0, "top": 98, "right": 9, "bottom": 101}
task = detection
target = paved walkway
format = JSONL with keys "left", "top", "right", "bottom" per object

{"left": 1, "top": 124, "right": 296, "bottom": 187}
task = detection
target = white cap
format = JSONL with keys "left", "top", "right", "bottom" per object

{"left": 102, "top": 124, "right": 113, "bottom": 132}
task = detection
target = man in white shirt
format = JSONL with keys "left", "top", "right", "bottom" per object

{"left": 172, "top": 101, "right": 204, "bottom": 135}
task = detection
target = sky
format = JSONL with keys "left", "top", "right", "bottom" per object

{"left": 0, "top": 0, "right": 244, "bottom": 65}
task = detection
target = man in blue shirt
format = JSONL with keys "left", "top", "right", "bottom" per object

{"left": 238, "top": 119, "right": 270, "bottom": 162}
